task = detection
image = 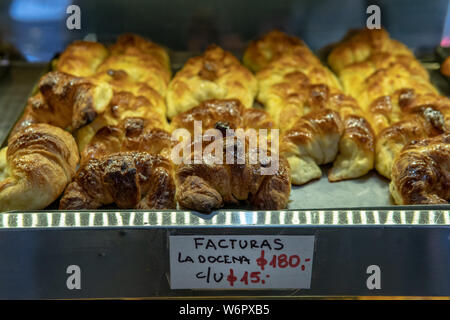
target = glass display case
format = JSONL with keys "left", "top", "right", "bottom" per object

{"left": 0, "top": 0, "right": 449, "bottom": 299}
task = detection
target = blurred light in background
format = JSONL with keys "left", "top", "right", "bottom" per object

{"left": 441, "top": 1, "right": 450, "bottom": 47}
{"left": 9, "top": 0, "right": 70, "bottom": 23}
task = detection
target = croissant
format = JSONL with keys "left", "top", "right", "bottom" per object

{"left": 109, "top": 33, "right": 171, "bottom": 76}
{"left": 327, "top": 28, "right": 415, "bottom": 75}
{"left": 280, "top": 109, "right": 343, "bottom": 184}
{"left": 171, "top": 99, "right": 290, "bottom": 212}
{"left": 246, "top": 31, "right": 374, "bottom": 184}
{"left": 81, "top": 117, "right": 175, "bottom": 163}
{"left": 376, "top": 106, "right": 448, "bottom": 179}
{"left": 11, "top": 71, "right": 113, "bottom": 137}
{"left": 243, "top": 30, "right": 321, "bottom": 73}
{"left": 55, "top": 40, "right": 109, "bottom": 77}
{"left": 171, "top": 99, "right": 274, "bottom": 133}
{"left": 329, "top": 27, "right": 450, "bottom": 188}
{"left": 390, "top": 134, "right": 450, "bottom": 204}
{"left": 175, "top": 136, "right": 291, "bottom": 213}
{"left": 166, "top": 45, "right": 257, "bottom": 119}
{"left": 75, "top": 85, "right": 169, "bottom": 153}
{"left": 59, "top": 152, "right": 176, "bottom": 210}
{"left": 0, "top": 124, "right": 79, "bottom": 211}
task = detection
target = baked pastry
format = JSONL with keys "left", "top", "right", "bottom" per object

{"left": 246, "top": 31, "right": 375, "bottom": 184}
{"left": 81, "top": 118, "right": 174, "bottom": 164}
{"left": 11, "top": 71, "right": 113, "bottom": 136}
{"left": 171, "top": 99, "right": 274, "bottom": 132}
{"left": 329, "top": 28, "right": 449, "bottom": 176}
{"left": 390, "top": 133, "right": 449, "bottom": 204}
{"left": 55, "top": 40, "right": 109, "bottom": 77}
{"left": 175, "top": 135, "right": 291, "bottom": 213}
{"left": 75, "top": 84, "right": 169, "bottom": 154}
{"left": 171, "top": 99, "right": 290, "bottom": 212}
{"left": 327, "top": 28, "right": 415, "bottom": 75}
{"left": 342, "top": 63, "right": 438, "bottom": 134}
{"left": 59, "top": 152, "right": 176, "bottom": 210}
{"left": 243, "top": 30, "right": 321, "bottom": 73}
{"left": 0, "top": 124, "right": 79, "bottom": 211}
{"left": 375, "top": 102, "right": 449, "bottom": 179}
{"left": 166, "top": 45, "right": 257, "bottom": 119}
{"left": 109, "top": 33, "right": 171, "bottom": 75}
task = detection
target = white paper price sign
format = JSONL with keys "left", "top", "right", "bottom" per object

{"left": 169, "top": 235, "right": 315, "bottom": 289}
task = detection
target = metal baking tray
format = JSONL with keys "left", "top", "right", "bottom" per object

{"left": 0, "top": 52, "right": 448, "bottom": 299}
{"left": 0, "top": 51, "right": 447, "bottom": 212}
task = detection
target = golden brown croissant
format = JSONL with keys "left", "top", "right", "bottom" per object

{"left": 59, "top": 152, "right": 176, "bottom": 210}
{"left": 166, "top": 45, "right": 257, "bottom": 119}
{"left": 109, "top": 33, "right": 171, "bottom": 75}
{"left": 55, "top": 40, "right": 109, "bottom": 77}
{"left": 75, "top": 86, "right": 169, "bottom": 153}
{"left": 11, "top": 71, "right": 113, "bottom": 137}
{"left": 246, "top": 31, "right": 375, "bottom": 184}
{"left": 171, "top": 99, "right": 274, "bottom": 133}
{"left": 280, "top": 109, "right": 343, "bottom": 184}
{"left": 328, "top": 27, "right": 450, "bottom": 189}
{"left": 81, "top": 117, "right": 174, "bottom": 164}
{"left": 327, "top": 28, "right": 415, "bottom": 75}
{"left": 170, "top": 98, "right": 289, "bottom": 212}
{"left": 0, "top": 124, "right": 79, "bottom": 211}
{"left": 175, "top": 136, "right": 290, "bottom": 213}
{"left": 390, "top": 133, "right": 450, "bottom": 204}
{"left": 376, "top": 105, "right": 448, "bottom": 179}
{"left": 243, "top": 30, "right": 321, "bottom": 73}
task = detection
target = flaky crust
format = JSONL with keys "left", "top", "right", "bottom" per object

{"left": 109, "top": 33, "right": 171, "bottom": 75}
{"left": 0, "top": 124, "right": 79, "bottom": 211}
{"left": 166, "top": 45, "right": 257, "bottom": 119}
{"left": 59, "top": 152, "right": 176, "bottom": 210}
{"left": 75, "top": 86, "right": 169, "bottom": 153}
{"left": 329, "top": 28, "right": 450, "bottom": 188}
{"left": 390, "top": 134, "right": 450, "bottom": 204}
{"left": 81, "top": 117, "right": 175, "bottom": 164}
{"left": 175, "top": 137, "right": 290, "bottom": 213}
{"left": 375, "top": 106, "right": 448, "bottom": 179}
{"left": 250, "top": 31, "right": 374, "bottom": 184}
{"left": 11, "top": 71, "right": 113, "bottom": 136}
{"left": 327, "top": 28, "right": 414, "bottom": 75}
{"left": 243, "top": 30, "right": 321, "bottom": 73}
{"left": 171, "top": 99, "right": 274, "bottom": 133}
{"left": 56, "top": 41, "right": 109, "bottom": 77}
{"left": 171, "top": 98, "right": 289, "bottom": 212}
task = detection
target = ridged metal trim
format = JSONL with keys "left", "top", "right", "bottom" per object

{"left": 0, "top": 210, "right": 448, "bottom": 228}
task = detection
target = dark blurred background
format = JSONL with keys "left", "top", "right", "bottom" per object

{"left": 0, "top": 0, "right": 449, "bottom": 62}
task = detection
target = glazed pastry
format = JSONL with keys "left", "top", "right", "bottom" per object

{"left": 329, "top": 28, "right": 449, "bottom": 186}
{"left": 11, "top": 71, "right": 113, "bottom": 136}
{"left": 376, "top": 105, "right": 448, "bottom": 179}
{"left": 343, "top": 63, "right": 438, "bottom": 133}
{"left": 59, "top": 152, "right": 176, "bottom": 210}
{"left": 0, "top": 124, "right": 79, "bottom": 211}
{"left": 81, "top": 117, "right": 175, "bottom": 164}
{"left": 390, "top": 133, "right": 449, "bottom": 204}
{"left": 75, "top": 85, "right": 169, "bottom": 154}
{"left": 243, "top": 30, "right": 321, "bottom": 73}
{"left": 171, "top": 99, "right": 290, "bottom": 212}
{"left": 166, "top": 45, "right": 257, "bottom": 119}
{"left": 175, "top": 134, "right": 291, "bottom": 213}
{"left": 55, "top": 40, "right": 109, "bottom": 77}
{"left": 171, "top": 99, "right": 274, "bottom": 133}
{"left": 327, "top": 28, "right": 415, "bottom": 75}
{"left": 109, "top": 33, "right": 171, "bottom": 74}
{"left": 245, "top": 31, "right": 375, "bottom": 184}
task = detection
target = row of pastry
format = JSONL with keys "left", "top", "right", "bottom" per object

{"left": 0, "top": 29, "right": 448, "bottom": 213}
